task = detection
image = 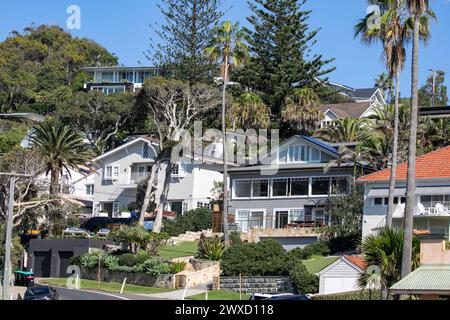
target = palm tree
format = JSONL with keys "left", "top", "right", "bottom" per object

{"left": 374, "top": 72, "right": 394, "bottom": 102}
{"left": 355, "top": 0, "right": 408, "bottom": 229}
{"left": 359, "top": 227, "right": 420, "bottom": 300}
{"left": 402, "top": 0, "right": 435, "bottom": 279}
{"left": 315, "top": 118, "right": 369, "bottom": 143}
{"left": 228, "top": 92, "right": 271, "bottom": 130}
{"left": 281, "top": 88, "right": 324, "bottom": 136}
{"left": 205, "top": 21, "right": 249, "bottom": 246}
{"left": 32, "top": 123, "right": 93, "bottom": 196}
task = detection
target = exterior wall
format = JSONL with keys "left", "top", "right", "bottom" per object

{"left": 319, "top": 259, "right": 361, "bottom": 295}
{"left": 215, "top": 276, "right": 294, "bottom": 294}
{"left": 420, "top": 239, "right": 450, "bottom": 265}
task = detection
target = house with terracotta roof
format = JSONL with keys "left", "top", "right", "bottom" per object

{"left": 358, "top": 146, "right": 450, "bottom": 240}
{"left": 317, "top": 255, "right": 366, "bottom": 295}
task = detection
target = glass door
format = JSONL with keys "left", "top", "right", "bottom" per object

{"left": 275, "top": 211, "right": 289, "bottom": 229}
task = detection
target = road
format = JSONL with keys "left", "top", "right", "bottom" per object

{"left": 55, "top": 286, "right": 129, "bottom": 300}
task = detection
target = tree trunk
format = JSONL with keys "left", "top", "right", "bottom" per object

{"left": 401, "top": 14, "right": 420, "bottom": 279}
{"left": 50, "top": 168, "right": 60, "bottom": 197}
{"left": 153, "top": 160, "right": 172, "bottom": 233}
{"left": 386, "top": 70, "right": 401, "bottom": 228}
{"left": 138, "top": 164, "right": 159, "bottom": 226}
{"left": 222, "top": 57, "right": 230, "bottom": 247}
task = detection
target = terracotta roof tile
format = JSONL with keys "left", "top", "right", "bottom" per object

{"left": 358, "top": 146, "right": 450, "bottom": 182}
{"left": 344, "top": 255, "right": 367, "bottom": 270}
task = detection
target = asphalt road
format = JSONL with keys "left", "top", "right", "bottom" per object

{"left": 55, "top": 287, "right": 129, "bottom": 300}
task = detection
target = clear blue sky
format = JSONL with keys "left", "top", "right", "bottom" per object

{"left": 1, "top": 0, "right": 449, "bottom": 97}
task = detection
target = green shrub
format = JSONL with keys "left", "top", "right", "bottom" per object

{"left": 170, "top": 261, "right": 187, "bottom": 274}
{"left": 118, "top": 251, "right": 151, "bottom": 267}
{"left": 135, "top": 257, "right": 171, "bottom": 276}
{"left": 103, "top": 255, "right": 119, "bottom": 269}
{"left": 289, "top": 262, "right": 319, "bottom": 294}
{"left": 302, "top": 241, "right": 330, "bottom": 258}
{"left": 108, "top": 225, "right": 155, "bottom": 253}
{"left": 312, "top": 290, "right": 382, "bottom": 300}
{"left": 230, "top": 232, "right": 242, "bottom": 245}
{"left": 221, "top": 239, "right": 288, "bottom": 276}
{"left": 327, "top": 235, "right": 360, "bottom": 254}
{"left": 70, "top": 255, "right": 83, "bottom": 267}
{"left": 80, "top": 254, "right": 98, "bottom": 270}
{"left": 197, "top": 236, "right": 225, "bottom": 261}
{"left": 162, "top": 208, "right": 212, "bottom": 236}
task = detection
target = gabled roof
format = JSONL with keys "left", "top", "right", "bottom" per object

{"left": 348, "top": 88, "right": 379, "bottom": 100}
{"left": 319, "top": 102, "right": 373, "bottom": 119}
{"left": 390, "top": 265, "right": 450, "bottom": 294}
{"left": 93, "top": 137, "right": 158, "bottom": 162}
{"left": 318, "top": 255, "right": 366, "bottom": 275}
{"left": 358, "top": 146, "right": 450, "bottom": 182}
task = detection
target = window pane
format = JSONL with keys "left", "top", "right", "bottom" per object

{"left": 331, "top": 177, "right": 348, "bottom": 194}
{"left": 311, "top": 148, "right": 320, "bottom": 161}
{"left": 279, "top": 149, "right": 288, "bottom": 163}
{"left": 291, "top": 178, "right": 309, "bottom": 196}
{"left": 272, "top": 179, "right": 288, "bottom": 197}
{"left": 252, "top": 180, "right": 269, "bottom": 197}
{"left": 374, "top": 198, "right": 383, "bottom": 205}
{"left": 236, "top": 211, "right": 250, "bottom": 231}
{"left": 289, "top": 146, "right": 299, "bottom": 162}
{"left": 250, "top": 211, "right": 264, "bottom": 229}
{"left": 234, "top": 180, "right": 251, "bottom": 198}
{"left": 311, "top": 178, "right": 330, "bottom": 195}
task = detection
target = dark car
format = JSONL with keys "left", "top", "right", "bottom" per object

{"left": 263, "top": 294, "right": 311, "bottom": 301}
{"left": 24, "top": 285, "right": 59, "bottom": 301}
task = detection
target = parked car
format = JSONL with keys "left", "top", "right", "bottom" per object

{"left": 97, "top": 228, "right": 111, "bottom": 237}
{"left": 24, "top": 285, "right": 59, "bottom": 300}
{"left": 63, "top": 227, "right": 88, "bottom": 237}
{"left": 249, "top": 293, "right": 295, "bottom": 300}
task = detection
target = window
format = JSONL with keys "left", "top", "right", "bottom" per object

{"left": 137, "top": 166, "right": 147, "bottom": 178}
{"left": 182, "top": 202, "right": 188, "bottom": 214}
{"left": 288, "top": 146, "right": 300, "bottom": 163}
{"left": 311, "top": 148, "right": 320, "bottom": 162}
{"left": 331, "top": 177, "right": 348, "bottom": 194}
{"left": 197, "top": 202, "right": 210, "bottom": 209}
{"left": 272, "top": 179, "right": 288, "bottom": 197}
{"left": 142, "top": 143, "right": 150, "bottom": 158}
{"left": 291, "top": 178, "right": 309, "bottom": 196}
{"left": 236, "top": 210, "right": 250, "bottom": 231}
{"left": 279, "top": 148, "right": 288, "bottom": 163}
{"left": 234, "top": 180, "right": 252, "bottom": 198}
{"left": 119, "top": 71, "right": 134, "bottom": 82}
{"left": 101, "top": 72, "right": 114, "bottom": 82}
{"left": 85, "top": 184, "right": 94, "bottom": 196}
{"left": 172, "top": 163, "right": 186, "bottom": 176}
{"left": 252, "top": 179, "right": 269, "bottom": 198}
{"left": 311, "top": 177, "right": 330, "bottom": 196}
{"left": 172, "top": 164, "right": 179, "bottom": 175}
{"left": 104, "top": 165, "right": 119, "bottom": 180}
{"left": 112, "top": 202, "right": 120, "bottom": 216}
{"left": 374, "top": 198, "right": 383, "bottom": 205}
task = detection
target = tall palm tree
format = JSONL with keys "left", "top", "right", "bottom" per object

{"left": 402, "top": 0, "right": 434, "bottom": 279}
{"left": 228, "top": 92, "right": 271, "bottom": 130}
{"left": 374, "top": 72, "right": 394, "bottom": 102}
{"left": 32, "top": 123, "right": 93, "bottom": 196}
{"left": 315, "top": 118, "right": 369, "bottom": 143}
{"left": 205, "top": 21, "right": 249, "bottom": 246}
{"left": 359, "top": 227, "right": 420, "bottom": 300}
{"left": 281, "top": 88, "right": 324, "bottom": 136}
{"left": 355, "top": 0, "right": 408, "bottom": 228}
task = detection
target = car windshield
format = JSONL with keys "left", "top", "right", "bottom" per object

{"left": 25, "top": 287, "right": 50, "bottom": 297}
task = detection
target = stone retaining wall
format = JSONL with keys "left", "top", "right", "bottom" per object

{"left": 82, "top": 269, "right": 175, "bottom": 289}
{"left": 214, "top": 276, "right": 294, "bottom": 294}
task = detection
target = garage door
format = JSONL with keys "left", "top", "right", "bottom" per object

{"left": 323, "top": 277, "right": 358, "bottom": 295}
{"left": 34, "top": 251, "right": 51, "bottom": 278}
{"left": 58, "top": 251, "right": 74, "bottom": 278}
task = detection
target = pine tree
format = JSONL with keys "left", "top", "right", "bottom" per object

{"left": 148, "top": 0, "right": 223, "bottom": 84}
{"left": 235, "top": 0, "right": 335, "bottom": 117}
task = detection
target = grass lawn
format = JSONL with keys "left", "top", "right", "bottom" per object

{"left": 40, "top": 278, "right": 174, "bottom": 295}
{"left": 159, "top": 241, "right": 199, "bottom": 260}
{"left": 302, "top": 256, "right": 339, "bottom": 274}
{"left": 187, "top": 290, "right": 251, "bottom": 301}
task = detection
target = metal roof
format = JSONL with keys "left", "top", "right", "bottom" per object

{"left": 390, "top": 265, "right": 450, "bottom": 293}
{"left": 300, "top": 136, "right": 339, "bottom": 155}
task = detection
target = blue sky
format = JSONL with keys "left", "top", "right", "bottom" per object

{"left": 1, "top": 0, "right": 449, "bottom": 97}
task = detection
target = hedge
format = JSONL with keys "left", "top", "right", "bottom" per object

{"left": 162, "top": 208, "right": 212, "bottom": 236}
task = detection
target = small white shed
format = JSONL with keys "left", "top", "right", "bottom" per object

{"left": 318, "top": 256, "right": 366, "bottom": 295}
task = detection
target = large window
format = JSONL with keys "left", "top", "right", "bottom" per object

{"left": 282, "top": 145, "right": 321, "bottom": 163}
{"left": 291, "top": 178, "right": 309, "bottom": 196}
{"left": 85, "top": 184, "right": 94, "bottom": 196}
{"left": 236, "top": 210, "right": 265, "bottom": 231}
{"left": 104, "top": 165, "right": 120, "bottom": 180}
{"left": 252, "top": 179, "right": 269, "bottom": 198}
{"left": 272, "top": 179, "right": 288, "bottom": 197}
{"left": 311, "top": 177, "right": 330, "bottom": 196}
{"left": 331, "top": 177, "right": 348, "bottom": 194}
{"left": 234, "top": 180, "right": 252, "bottom": 198}
{"left": 101, "top": 72, "right": 114, "bottom": 82}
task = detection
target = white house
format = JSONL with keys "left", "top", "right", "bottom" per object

{"left": 318, "top": 256, "right": 366, "bottom": 295}
{"left": 359, "top": 146, "right": 450, "bottom": 240}
{"left": 90, "top": 136, "right": 223, "bottom": 217}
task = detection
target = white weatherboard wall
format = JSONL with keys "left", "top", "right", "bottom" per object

{"left": 318, "top": 258, "right": 362, "bottom": 295}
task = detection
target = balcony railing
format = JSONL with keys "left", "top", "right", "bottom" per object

{"left": 394, "top": 202, "right": 450, "bottom": 217}
{"left": 129, "top": 172, "right": 151, "bottom": 185}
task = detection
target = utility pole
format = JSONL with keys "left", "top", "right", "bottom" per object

{"left": 1, "top": 172, "right": 32, "bottom": 300}
{"left": 428, "top": 68, "right": 437, "bottom": 107}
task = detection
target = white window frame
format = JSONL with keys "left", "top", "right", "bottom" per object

{"left": 289, "top": 177, "right": 310, "bottom": 198}
{"left": 310, "top": 176, "right": 332, "bottom": 197}
{"left": 273, "top": 208, "right": 305, "bottom": 228}
{"left": 112, "top": 202, "right": 120, "bottom": 216}
{"left": 172, "top": 162, "right": 187, "bottom": 177}
{"left": 85, "top": 184, "right": 94, "bottom": 196}
{"left": 104, "top": 165, "right": 120, "bottom": 181}
{"left": 232, "top": 179, "right": 253, "bottom": 199}
{"left": 251, "top": 178, "right": 270, "bottom": 199}
{"left": 137, "top": 165, "right": 147, "bottom": 179}
{"left": 235, "top": 209, "right": 267, "bottom": 231}
{"left": 271, "top": 178, "right": 289, "bottom": 198}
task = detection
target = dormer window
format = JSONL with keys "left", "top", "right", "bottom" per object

{"left": 142, "top": 143, "right": 150, "bottom": 158}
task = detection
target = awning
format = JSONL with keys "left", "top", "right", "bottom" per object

{"left": 367, "top": 188, "right": 406, "bottom": 198}
{"left": 367, "top": 186, "right": 450, "bottom": 198}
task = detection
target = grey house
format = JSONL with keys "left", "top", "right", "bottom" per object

{"left": 228, "top": 136, "right": 358, "bottom": 232}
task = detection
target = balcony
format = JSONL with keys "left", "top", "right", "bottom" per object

{"left": 393, "top": 202, "right": 450, "bottom": 218}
